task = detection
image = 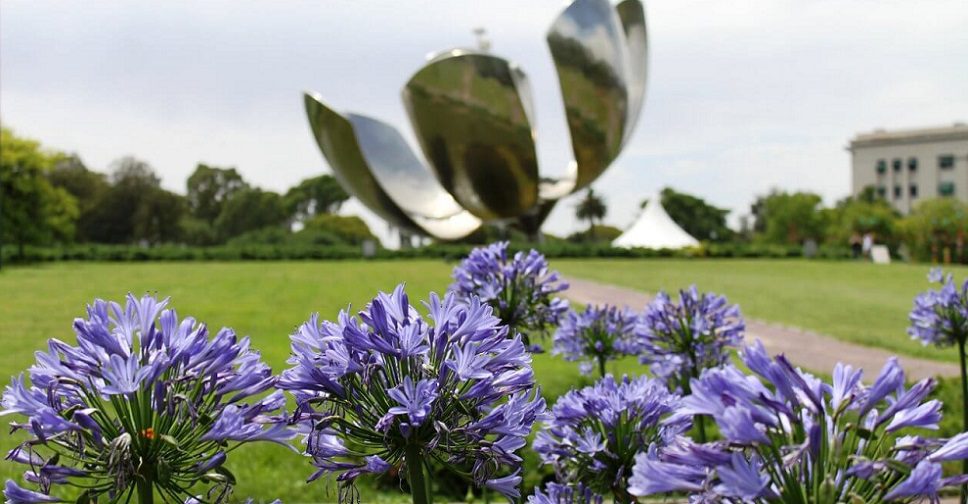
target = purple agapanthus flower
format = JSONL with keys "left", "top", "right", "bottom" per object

{"left": 527, "top": 482, "right": 603, "bottom": 504}
{"left": 533, "top": 375, "right": 688, "bottom": 503}
{"left": 636, "top": 286, "right": 744, "bottom": 393}
{"left": 908, "top": 268, "right": 967, "bottom": 348}
{"left": 450, "top": 241, "right": 568, "bottom": 349}
{"left": 552, "top": 304, "right": 640, "bottom": 377}
{"left": 278, "top": 285, "right": 544, "bottom": 503}
{"left": 629, "top": 340, "right": 968, "bottom": 503}
{"left": 0, "top": 294, "right": 293, "bottom": 502}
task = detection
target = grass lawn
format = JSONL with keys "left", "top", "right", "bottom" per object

{"left": 555, "top": 258, "right": 968, "bottom": 363}
{"left": 0, "top": 258, "right": 965, "bottom": 502}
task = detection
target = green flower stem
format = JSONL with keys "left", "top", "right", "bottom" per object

{"left": 959, "top": 339, "right": 968, "bottom": 504}
{"left": 597, "top": 355, "right": 607, "bottom": 379}
{"left": 137, "top": 478, "right": 153, "bottom": 504}
{"left": 406, "top": 444, "right": 433, "bottom": 504}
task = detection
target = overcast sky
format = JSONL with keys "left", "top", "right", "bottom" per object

{"left": 2, "top": 0, "right": 967, "bottom": 246}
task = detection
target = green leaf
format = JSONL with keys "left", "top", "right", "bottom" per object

{"left": 215, "top": 466, "right": 236, "bottom": 486}
{"left": 157, "top": 459, "right": 172, "bottom": 485}
{"left": 75, "top": 490, "right": 92, "bottom": 504}
{"left": 159, "top": 434, "right": 179, "bottom": 447}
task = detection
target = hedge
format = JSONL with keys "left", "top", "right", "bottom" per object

{"left": 0, "top": 242, "right": 855, "bottom": 265}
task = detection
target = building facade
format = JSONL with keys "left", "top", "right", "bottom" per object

{"left": 849, "top": 123, "right": 968, "bottom": 214}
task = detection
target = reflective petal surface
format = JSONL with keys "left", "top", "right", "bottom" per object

{"left": 547, "top": 0, "right": 638, "bottom": 190}
{"left": 403, "top": 51, "right": 540, "bottom": 220}
{"left": 304, "top": 93, "right": 480, "bottom": 240}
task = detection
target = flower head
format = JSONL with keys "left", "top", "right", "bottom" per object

{"left": 552, "top": 305, "right": 640, "bottom": 377}
{"left": 527, "top": 482, "right": 603, "bottom": 504}
{"left": 636, "top": 286, "right": 744, "bottom": 391}
{"left": 631, "top": 340, "right": 968, "bottom": 503}
{"left": 0, "top": 294, "right": 292, "bottom": 502}
{"left": 534, "top": 375, "right": 687, "bottom": 502}
{"left": 450, "top": 241, "right": 568, "bottom": 348}
{"left": 908, "top": 268, "right": 968, "bottom": 347}
{"left": 278, "top": 285, "right": 544, "bottom": 502}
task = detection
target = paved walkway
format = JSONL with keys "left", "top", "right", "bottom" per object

{"left": 562, "top": 277, "right": 960, "bottom": 381}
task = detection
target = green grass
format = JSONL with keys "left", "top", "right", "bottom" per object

{"left": 555, "top": 258, "right": 968, "bottom": 363}
{"left": 1, "top": 258, "right": 966, "bottom": 502}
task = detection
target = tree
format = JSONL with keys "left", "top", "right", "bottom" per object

{"left": 900, "top": 198, "right": 968, "bottom": 263}
{"left": 300, "top": 214, "right": 377, "bottom": 245}
{"left": 214, "top": 188, "right": 288, "bottom": 240}
{"left": 186, "top": 164, "right": 249, "bottom": 224}
{"left": 751, "top": 190, "right": 827, "bottom": 245}
{"left": 284, "top": 174, "right": 349, "bottom": 223}
{"left": 84, "top": 157, "right": 186, "bottom": 244}
{"left": 824, "top": 188, "right": 899, "bottom": 248}
{"left": 48, "top": 154, "right": 110, "bottom": 242}
{"left": 575, "top": 188, "right": 607, "bottom": 240}
{"left": 133, "top": 189, "right": 187, "bottom": 245}
{"left": 0, "top": 128, "right": 78, "bottom": 257}
{"left": 640, "top": 188, "right": 733, "bottom": 242}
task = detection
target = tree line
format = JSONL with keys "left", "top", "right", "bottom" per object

{"left": 0, "top": 128, "right": 377, "bottom": 257}
{"left": 4, "top": 127, "right": 964, "bottom": 262}
{"left": 571, "top": 184, "right": 966, "bottom": 262}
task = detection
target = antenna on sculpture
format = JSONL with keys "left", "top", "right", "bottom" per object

{"left": 472, "top": 27, "right": 491, "bottom": 53}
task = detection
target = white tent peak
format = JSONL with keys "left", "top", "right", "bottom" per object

{"left": 612, "top": 196, "right": 699, "bottom": 249}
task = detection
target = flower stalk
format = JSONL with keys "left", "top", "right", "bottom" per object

{"left": 406, "top": 445, "right": 432, "bottom": 504}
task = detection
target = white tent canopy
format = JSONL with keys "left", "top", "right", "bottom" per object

{"left": 613, "top": 198, "right": 699, "bottom": 249}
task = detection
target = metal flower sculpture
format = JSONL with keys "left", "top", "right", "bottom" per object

{"left": 304, "top": 0, "right": 648, "bottom": 239}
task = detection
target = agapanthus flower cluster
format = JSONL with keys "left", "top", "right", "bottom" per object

{"left": 552, "top": 305, "right": 640, "bottom": 377}
{"left": 1, "top": 294, "right": 293, "bottom": 503}
{"left": 909, "top": 267, "right": 967, "bottom": 348}
{"left": 630, "top": 340, "right": 968, "bottom": 503}
{"left": 450, "top": 241, "right": 568, "bottom": 349}
{"left": 533, "top": 375, "right": 688, "bottom": 503}
{"left": 278, "top": 285, "right": 545, "bottom": 503}
{"left": 527, "top": 482, "right": 603, "bottom": 504}
{"left": 637, "top": 286, "right": 744, "bottom": 393}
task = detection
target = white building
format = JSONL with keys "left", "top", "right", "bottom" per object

{"left": 849, "top": 123, "right": 968, "bottom": 214}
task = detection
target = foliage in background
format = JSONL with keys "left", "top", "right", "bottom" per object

{"left": 301, "top": 214, "right": 376, "bottom": 245}
{"left": 0, "top": 128, "right": 78, "bottom": 256}
{"left": 284, "top": 174, "right": 349, "bottom": 224}
{"left": 566, "top": 225, "right": 622, "bottom": 244}
{"left": 824, "top": 186, "right": 900, "bottom": 248}
{"left": 750, "top": 189, "right": 827, "bottom": 245}
{"left": 574, "top": 188, "right": 607, "bottom": 240}
{"left": 900, "top": 198, "right": 968, "bottom": 263}
{"left": 641, "top": 187, "right": 733, "bottom": 242}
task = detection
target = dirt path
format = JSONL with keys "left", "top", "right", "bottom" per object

{"left": 562, "top": 277, "right": 960, "bottom": 381}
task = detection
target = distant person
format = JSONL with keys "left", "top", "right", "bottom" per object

{"left": 862, "top": 232, "right": 874, "bottom": 258}
{"left": 849, "top": 232, "right": 862, "bottom": 259}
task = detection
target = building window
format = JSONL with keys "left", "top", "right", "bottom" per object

{"left": 909, "top": 184, "right": 918, "bottom": 198}
{"left": 908, "top": 157, "right": 917, "bottom": 171}
{"left": 939, "top": 182, "right": 955, "bottom": 196}
{"left": 892, "top": 159, "right": 902, "bottom": 172}
{"left": 939, "top": 155, "right": 955, "bottom": 169}
{"left": 877, "top": 186, "right": 886, "bottom": 198}
{"left": 893, "top": 185, "right": 902, "bottom": 199}
{"left": 876, "top": 159, "right": 887, "bottom": 174}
